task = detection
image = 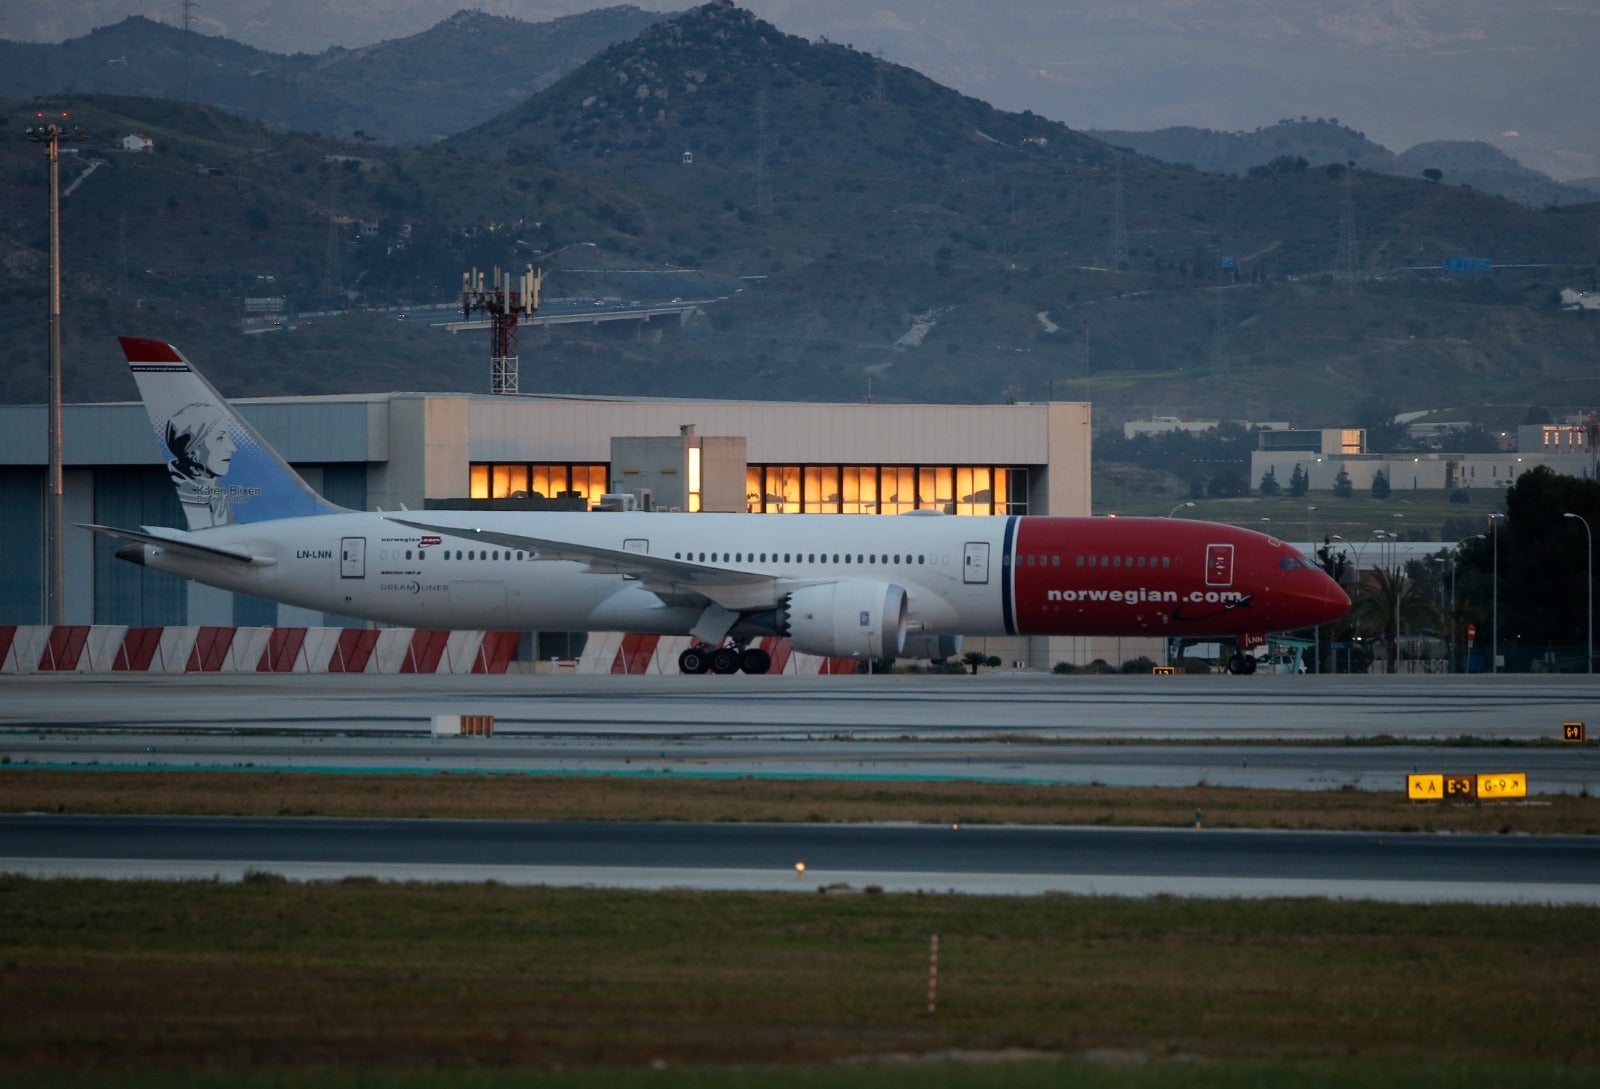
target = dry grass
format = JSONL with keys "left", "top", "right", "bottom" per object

{"left": 2, "top": 878, "right": 1597, "bottom": 1081}
{"left": 3, "top": 768, "right": 1599, "bottom": 834}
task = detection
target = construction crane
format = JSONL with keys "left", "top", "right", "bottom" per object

{"left": 462, "top": 265, "right": 541, "bottom": 395}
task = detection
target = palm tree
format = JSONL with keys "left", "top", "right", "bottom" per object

{"left": 1348, "top": 568, "right": 1438, "bottom": 673}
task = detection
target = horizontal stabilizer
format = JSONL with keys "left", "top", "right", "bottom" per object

{"left": 79, "top": 523, "right": 275, "bottom": 567}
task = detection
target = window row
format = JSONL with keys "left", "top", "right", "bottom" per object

{"left": 469, "top": 463, "right": 608, "bottom": 502}
{"left": 1006, "top": 553, "right": 1178, "bottom": 569}
{"left": 674, "top": 550, "right": 936, "bottom": 567}
{"left": 746, "top": 465, "right": 1028, "bottom": 515}
{"left": 381, "top": 549, "right": 532, "bottom": 562}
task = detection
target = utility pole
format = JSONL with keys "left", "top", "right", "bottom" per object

{"left": 25, "top": 112, "right": 83, "bottom": 625}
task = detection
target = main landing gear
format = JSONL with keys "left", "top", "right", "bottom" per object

{"left": 678, "top": 641, "right": 772, "bottom": 675}
{"left": 1225, "top": 652, "right": 1258, "bottom": 675}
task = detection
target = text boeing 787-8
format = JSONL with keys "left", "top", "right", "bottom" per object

{"left": 83, "top": 338, "right": 1349, "bottom": 674}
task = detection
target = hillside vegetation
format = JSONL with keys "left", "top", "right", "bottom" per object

{"left": 1, "top": 2, "right": 1597, "bottom": 436}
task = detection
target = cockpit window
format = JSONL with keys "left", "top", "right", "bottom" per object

{"left": 1279, "top": 554, "right": 1310, "bottom": 572}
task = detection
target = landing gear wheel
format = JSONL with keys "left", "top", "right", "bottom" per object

{"left": 740, "top": 647, "right": 773, "bottom": 675}
{"left": 1226, "top": 652, "right": 1257, "bottom": 675}
{"left": 710, "top": 646, "right": 742, "bottom": 675}
{"left": 678, "top": 645, "right": 712, "bottom": 674}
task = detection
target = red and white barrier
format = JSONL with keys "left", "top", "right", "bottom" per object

{"left": 0, "top": 625, "right": 855, "bottom": 676}
{"left": 0, "top": 626, "right": 522, "bottom": 675}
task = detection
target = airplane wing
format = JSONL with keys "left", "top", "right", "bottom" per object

{"left": 386, "top": 517, "right": 779, "bottom": 609}
{"left": 78, "top": 523, "right": 275, "bottom": 567}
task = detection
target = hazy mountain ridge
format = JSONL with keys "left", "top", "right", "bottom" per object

{"left": 7, "top": 1, "right": 1595, "bottom": 181}
{"left": 1, "top": 3, "right": 1597, "bottom": 436}
{"left": 0, "top": 7, "right": 670, "bottom": 144}
{"left": 1090, "top": 122, "right": 1600, "bottom": 208}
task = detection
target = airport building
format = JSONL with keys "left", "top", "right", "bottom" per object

{"left": 1249, "top": 426, "right": 1596, "bottom": 494}
{"left": 0, "top": 391, "right": 1096, "bottom": 669}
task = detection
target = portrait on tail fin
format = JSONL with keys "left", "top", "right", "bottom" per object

{"left": 117, "top": 336, "right": 342, "bottom": 527}
{"left": 163, "top": 400, "right": 239, "bottom": 529}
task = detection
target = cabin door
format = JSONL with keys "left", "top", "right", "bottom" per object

{"left": 1205, "top": 543, "right": 1234, "bottom": 587}
{"left": 340, "top": 537, "right": 366, "bottom": 579}
{"left": 963, "top": 541, "right": 990, "bottom": 584}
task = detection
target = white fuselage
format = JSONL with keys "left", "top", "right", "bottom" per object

{"left": 145, "top": 509, "right": 1000, "bottom": 634}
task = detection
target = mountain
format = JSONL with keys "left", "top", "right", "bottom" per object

{"left": 7, "top": 1, "right": 1596, "bottom": 182}
{"left": 2, "top": 3, "right": 1598, "bottom": 439}
{"left": 0, "top": 8, "right": 670, "bottom": 144}
{"left": 1089, "top": 121, "right": 1600, "bottom": 208}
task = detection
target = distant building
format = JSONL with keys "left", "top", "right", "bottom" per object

{"left": 1121, "top": 416, "right": 1290, "bottom": 440}
{"left": 1560, "top": 288, "right": 1600, "bottom": 311}
{"left": 1250, "top": 423, "right": 1594, "bottom": 493}
{"left": 118, "top": 134, "right": 153, "bottom": 154}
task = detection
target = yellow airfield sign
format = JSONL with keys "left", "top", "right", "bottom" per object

{"left": 1407, "top": 772, "right": 1527, "bottom": 801}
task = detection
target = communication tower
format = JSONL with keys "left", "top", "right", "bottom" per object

{"left": 462, "top": 265, "right": 541, "bottom": 395}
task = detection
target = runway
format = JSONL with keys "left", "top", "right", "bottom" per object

{"left": 4, "top": 672, "right": 1598, "bottom": 793}
{"left": 4, "top": 813, "right": 1596, "bottom": 904}
{"left": 5, "top": 672, "right": 1598, "bottom": 902}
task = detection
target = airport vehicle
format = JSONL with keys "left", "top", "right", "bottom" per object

{"left": 84, "top": 337, "right": 1349, "bottom": 674}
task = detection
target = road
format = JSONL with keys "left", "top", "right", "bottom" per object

{"left": 3, "top": 813, "right": 1595, "bottom": 904}
{"left": 3, "top": 673, "right": 1597, "bottom": 793}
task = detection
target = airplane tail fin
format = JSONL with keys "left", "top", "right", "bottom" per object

{"left": 117, "top": 336, "right": 345, "bottom": 530}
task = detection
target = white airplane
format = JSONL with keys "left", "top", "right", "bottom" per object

{"left": 83, "top": 337, "right": 1349, "bottom": 674}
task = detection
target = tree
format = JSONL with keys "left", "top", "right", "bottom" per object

{"left": 1455, "top": 466, "right": 1600, "bottom": 667}
{"left": 1315, "top": 538, "right": 1349, "bottom": 583}
{"left": 1259, "top": 465, "right": 1281, "bottom": 496}
{"left": 1371, "top": 468, "right": 1391, "bottom": 499}
{"left": 1348, "top": 567, "right": 1437, "bottom": 673}
{"left": 961, "top": 650, "right": 1002, "bottom": 675}
{"left": 1289, "top": 464, "right": 1308, "bottom": 497}
{"left": 1332, "top": 467, "right": 1353, "bottom": 498}
{"left": 1422, "top": 168, "right": 1443, "bottom": 183}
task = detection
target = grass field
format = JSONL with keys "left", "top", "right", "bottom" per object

{"left": 1090, "top": 479, "right": 1489, "bottom": 543}
{"left": 5, "top": 769, "right": 1598, "bottom": 1087}
{"left": 4, "top": 878, "right": 1598, "bottom": 1087}
{"left": 5, "top": 768, "right": 1600, "bottom": 834}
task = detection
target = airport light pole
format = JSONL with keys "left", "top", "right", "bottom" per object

{"left": 1489, "top": 513, "right": 1504, "bottom": 674}
{"left": 1563, "top": 512, "right": 1592, "bottom": 673}
{"left": 1451, "top": 535, "right": 1482, "bottom": 673}
{"left": 1307, "top": 505, "right": 1319, "bottom": 672}
{"left": 25, "top": 111, "right": 80, "bottom": 625}
{"left": 1167, "top": 501, "right": 1195, "bottom": 518}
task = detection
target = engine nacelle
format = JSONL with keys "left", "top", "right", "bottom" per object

{"left": 781, "top": 581, "right": 908, "bottom": 659}
{"left": 899, "top": 633, "right": 963, "bottom": 662}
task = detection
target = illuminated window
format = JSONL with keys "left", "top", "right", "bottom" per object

{"left": 469, "top": 463, "right": 608, "bottom": 503}
{"left": 742, "top": 464, "right": 1029, "bottom": 515}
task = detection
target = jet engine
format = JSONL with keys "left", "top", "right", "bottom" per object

{"left": 780, "top": 581, "right": 908, "bottom": 659}
{"left": 899, "top": 633, "right": 963, "bottom": 662}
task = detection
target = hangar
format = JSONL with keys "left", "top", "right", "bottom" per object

{"left": 0, "top": 390, "right": 1096, "bottom": 669}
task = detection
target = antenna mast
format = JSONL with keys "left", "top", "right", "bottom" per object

{"left": 462, "top": 265, "right": 541, "bottom": 395}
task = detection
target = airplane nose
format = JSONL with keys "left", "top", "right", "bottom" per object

{"left": 1315, "top": 572, "right": 1351, "bottom": 624}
